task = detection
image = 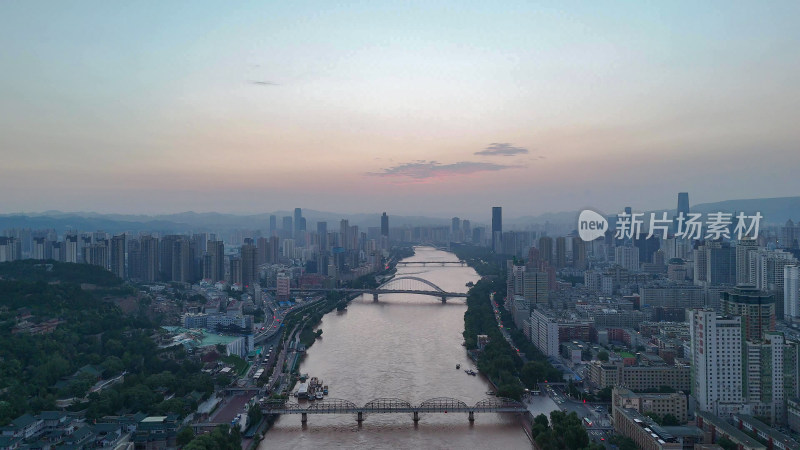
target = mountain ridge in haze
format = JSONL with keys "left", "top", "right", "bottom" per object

{"left": 2, "top": 196, "right": 799, "bottom": 234}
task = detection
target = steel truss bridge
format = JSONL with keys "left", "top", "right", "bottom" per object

{"left": 267, "top": 276, "right": 468, "bottom": 303}
{"left": 260, "top": 396, "right": 527, "bottom": 424}
{"left": 395, "top": 260, "right": 466, "bottom": 266}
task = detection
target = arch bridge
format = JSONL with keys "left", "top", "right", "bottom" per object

{"left": 260, "top": 396, "right": 527, "bottom": 424}
{"left": 269, "top": 276, "right": 467, "bottom": 303}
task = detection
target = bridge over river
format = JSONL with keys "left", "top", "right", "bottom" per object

{"left": 266, "top": 276, "right": 468, "bottom": 302}
{"left": 260, "top": 396, "right": 528, "bottom": 424}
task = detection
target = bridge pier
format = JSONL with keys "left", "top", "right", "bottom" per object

{"left": 357, "top": 411, "right": 364, "bottom": 423}
{"left": 301, "top": 413, "right": 307, "bottom": 424}
{"left": 372, "top": 293, "right": 379, "bottom": 302}
{"left": 413, "top": 411, "right": 419, "bottom": 423}
{"left": 468, "top": 411, "right": 474, "bottom": 422}
{"left": 441, "top": 296, "right": 447, "bottom": 303}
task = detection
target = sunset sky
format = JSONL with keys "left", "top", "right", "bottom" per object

{"left": 1, "top": 1, "right": 799, "bottom": 219}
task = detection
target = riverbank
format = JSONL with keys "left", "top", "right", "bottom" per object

{"left": 260, "top": 246, "right": 532, "bottom": 449}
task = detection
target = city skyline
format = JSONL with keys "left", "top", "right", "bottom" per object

{"left": 2, "top": 1, "right": 800, "bottom": 216}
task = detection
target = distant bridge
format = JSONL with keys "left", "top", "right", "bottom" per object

{"left": 260, "top": 396, "right": 527, "bottom": 424}
{"left": 396, "top": 260, "right": 466, "bottom": 266}
{"left": 266, "top": 276, "right": 467, "bottom": 303}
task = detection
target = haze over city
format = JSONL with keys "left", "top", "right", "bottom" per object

{"left": 2, "top": 1, "right": 800, "bottom": 216}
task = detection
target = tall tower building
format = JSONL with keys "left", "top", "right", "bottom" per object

{"left": 205, "top": 240, "right": 225, "bottom": 282}
{"left": 615, "top": 245, "right": 640, "bottom": 272}
{"left": 269, "top": 215, "right": 277, "bottom": 236}
{"left": 282, "top": 216, "right": 293, "bottom": 238}
{"left": 110, "top": 234, "right": 126, "bottom": 279}
{"left": 293, "top": 208, "right": 302, "bottom": 239}
{"left": 451, "top": 217, "right": 461, "bottom": 237}
{"left": 140, "top": 235, "right": 159, "bottom": 282}
{"left": 171, "top": 237, "right": 193, "bottom": 283}
{"left": 736, "top": 238, "right": 759, "bottom": 285}
{"left": 690, "top": 309, "right": 744, "bottom": 417}
{"left": 705, "top": 241, "right": 736, "bottom": 286}
{"left": 64, "top": 233, "right": 79, "bottom": 263}
{"left": 268, "top": 236, "right": 280, "bottom": 264}
{"left": 317, "top": 222, "right": 328, "bottom": 251}
{"left": 230, "top": 256, "right": 242, "bottom": 286}
{"left": 720, "top": 285, "right": 775, "bottom": 341}
{"left": 85, "top": 239, "right": 110, "bottom": 270}
{"left": 785, "top": 265, "right": 800, "bottom": 321}
{"left": 677, "top": 192, "right": 690, "bottom": 216}
{"left": 572, "top": 237, "right": 587, "bottom": 270}
{"left": 745, "top": 332, "right": 800, "bottom": 424}
{"left": 491, "top": 207, "right": 502, "bottom": 252}
{"left": 538, "top": 236, "right": 553, "bottom": 266}
{"left": 256, "top": 237, "right": 268, "bottom": 265}
{"left": 380, "top": 213, "right": 389, "bottom": 237}
{"left": 241, "top": 243, "right": 257, "bottom": 287}
{"left": 555, "top": 236, "right": 566, "bottom": 268}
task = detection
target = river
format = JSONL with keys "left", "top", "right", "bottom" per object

{"left": 259, "top": 246, "right": 557, "bottom": 449}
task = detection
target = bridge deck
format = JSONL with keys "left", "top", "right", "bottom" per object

{"left": 264, "top": 407, "right": 527, "bottom": 414}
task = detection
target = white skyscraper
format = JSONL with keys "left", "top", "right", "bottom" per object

{"left": 615, "top": 245, "right": 640, "bottom": 272}
{"left": 735, "top": 238, "right": 759, "bottom": 285}
{"left": 690, "top": 309, "right": 745, "bottom": 417}
{"left": 786, "top": 265, "right": 800, "bottom": 320}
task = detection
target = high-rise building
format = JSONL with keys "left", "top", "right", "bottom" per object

{"left": 110, "top": 234, "right": 126, "bottom": 279}
{"left": 677, "top": 192, "right": 689, "bottom": 216}
{"left": 85, "top": 239, "right": 109, "bottom": 270}
{"left": 720, "top": 285, "right": 775, "bottom": 341}
{"left": 317, "top": 221, "right": 328, "bottom": 252}
{"left": 282, "top": 216, "right": 293, "bottom": 237}
{"left": 615, "top": 245, "right": 640, "bottom": 272}
{"left": 786, "top": 265, "right": 800, "bottom": 321}
{"left": 276, "top": 273, "right": 290, "bottom": 301}
{"left": 140, "top": 235, "right": 159, "bottom": 282}
{"left": 268, "top": 236, "right": 280, "bottom": 264}
{"left": 451, "top": 217, "right": 461, "bottom": 241}
{"left": 538, "top": 236, "right": 553, "bottom": 266}
{"left": 171, "top": 237, "right": 193, "bottom": 283}
{"left": 64, "top": 233, "right": 78, "bottom": 263}
{"left": 380, "top": 213, "right": 389, "bottom": 237}
{"left": 269, "top": 215, "right": 277, "bottom": 236}
{"left": 555, "top": 236, "right": 566, "bottom": 268}
{"left": 751, "top": 249, "right": 798, "bottom": 319}
{"left": 674, "top": 192, "right": 690, "bottom": 232}
{"left": 205, "top": 240, "right": 225, "bottom": 282}
{"left": 256, "top": 237, "right": 268, "bottom": 265}
{"left": 745, "top": 332, "right": 800, "bottom": 424}
{"left": 690, "top": 309, "right": 744, "bottom": 417}
{"left": 241, "top": 243, "right": 257, "bottom": 287}
{"left": 294, "top": 207, "right": 303, "bottom": 239}
{"left": 491, "top": 207, "right": 502, "bottom": 252}
{"left": 230, "top": 256, "right": 242, "bottom": 286}
{"left": 572, "top": 237, "right": 587, "bottom": 270}
{"left": 736, "top": 238, "right": 759, "bottom": 285}
{"left": 462, "top": 220, "right": 471, "bottom": 242}
{"left": 706, "top": 241, "right": 736, "bottom": 286}
{"left": 781, "top": 219, "right": 799, "bottom": 249}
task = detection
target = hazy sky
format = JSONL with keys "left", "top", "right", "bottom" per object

{"left": 2, "top": 1, "right": 799, "bottom": 219}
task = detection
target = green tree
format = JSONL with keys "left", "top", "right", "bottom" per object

{"left": 662, "top": 413, "right": 680, "bottom": 426}
{"left": 717, "top": 437, "right": 737, "bottom": 450}
{"left": 247, "top": 404, "right": 262, "bottom": 428}
{"left": 176, "top": 427, "right": 194, "bottom": 447}
{"left": 597, "top": 350, "right": 609, "bottom": 362}
{"left": 609, "top": 434, "right": 638, "bottom": 450}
